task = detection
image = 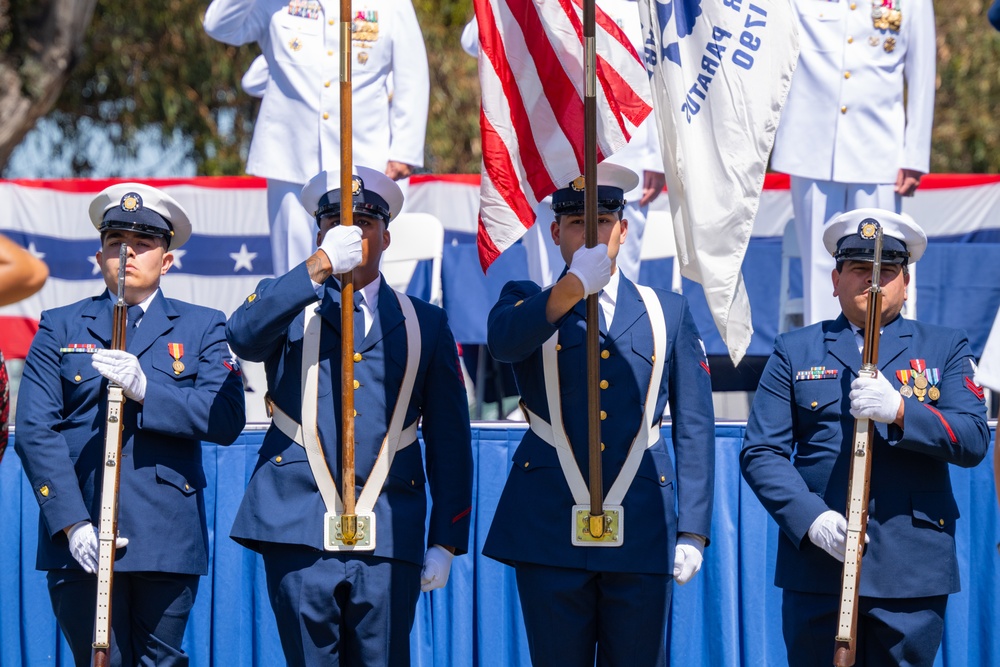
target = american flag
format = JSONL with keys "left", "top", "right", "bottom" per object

{"left": 473, "top": 0, "right": 654, "bottom": 270}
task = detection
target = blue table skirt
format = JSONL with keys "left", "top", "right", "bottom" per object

{"left": 2, "top": 425, "right": 997, "bottom": 667}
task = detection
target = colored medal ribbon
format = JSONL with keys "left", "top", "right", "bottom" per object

{"left": 168, "top": 342, "right": 185, "bottom": 375}
{"left": 896, "top": 369, "right": 913, "bottom": 397}
{"left": 910, "top": 359, "right": 928, "bottom": 401}
{"left": 927, "top": 368, "right": 941, "bottom": 401}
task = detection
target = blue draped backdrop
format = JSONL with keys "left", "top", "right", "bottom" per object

{"left": 1, "top": 424, "right": 997, "bottom": 666}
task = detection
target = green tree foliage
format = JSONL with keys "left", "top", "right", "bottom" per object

{"left": 414, "top": 0, "right": 480, "bottom": 174}
{"left": 931, "top": 1, "right": 1000, "bottom": 173}
{"left": 46, "top": 0, "right": 259, "bottom": 175}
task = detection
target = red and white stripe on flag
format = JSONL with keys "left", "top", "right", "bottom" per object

{"left": 474, "top": 0, "right": 654, "bottom": 271}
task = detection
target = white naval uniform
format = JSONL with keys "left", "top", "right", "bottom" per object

{"left": 771, "top": 0, "right": 935, "bottom": 324}
{"left": 204, "top": 0, "right": 429, "bottom": 275}
{"left": 463, "top": 1, "right": 664, "bottom": 285}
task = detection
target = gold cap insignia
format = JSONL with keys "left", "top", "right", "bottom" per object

{"left": 121, "top": 193, "right": 142, "bottom": 212}
{"left": 859, "top": 219, "right": 880, "bottom": 239}
{"left": 352, "top": 177, "right": 363, "bottom": 195}
{"left": 570, "top": 176, "right": 586, "bottom": 192}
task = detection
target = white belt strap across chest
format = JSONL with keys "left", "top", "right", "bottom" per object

{"left": 272, "top": 290, "right": 421, "bottom": 517}
{"left": 526, "top": 284, "right": 667, "bottom": 506}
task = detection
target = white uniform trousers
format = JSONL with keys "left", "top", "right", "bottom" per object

{"left": 267, "top": 178, "right": 316, "bottom": 278}
{"left": 791, "top": 176, "right": 902, "bottom": 325}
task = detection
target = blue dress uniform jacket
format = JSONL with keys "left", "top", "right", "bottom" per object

{"left": 741, "top": 315, "right": 989, "bottom": 597}
{"left": 226, "top": 263, "right": 472, "bottom": 563}
{"left": 483, "top": 276, "right": 715, "bottom": 573}
{"left": 15, "top": 292, "right": 246, "bottom": 574}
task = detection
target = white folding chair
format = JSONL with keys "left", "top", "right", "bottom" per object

{"left": 639, "top": 209, "right": 682, "bottom": 293}
{"left": 778, "top": 218, "right": 804, "bottom": 333}
{"left": 379, "top": 212, "right": 445, "bottom": 306}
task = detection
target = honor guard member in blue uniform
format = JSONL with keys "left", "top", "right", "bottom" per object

{"left": 14, "top": 183, "right": 247, "bottom": 666}
{"left": 483, "top": 164, "right": 716, "bottom": 666}
{"left": 226, "top": 166, "right": 472, "bottom": 666}
{"left": 741, "top": 209, "right": 990, "bottom": 667}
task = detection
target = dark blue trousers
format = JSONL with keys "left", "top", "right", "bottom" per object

{"left": 261, "top": 544, "right": 421, "bottom": 667}
{"left": 47, "top": 570, "right": 199, "bottom": 667}
{"left": 514, "top": 562, "right": 672, "bottom": 667}
{"left": 782, "top": 590, "right": 948, "bottom": 667}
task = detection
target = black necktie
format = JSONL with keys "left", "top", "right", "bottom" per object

{"left": 127, "top": 305, "right": 143, "bottom": 332}
{"left": 353, "top": 291, "right": 365, "bottom": 344}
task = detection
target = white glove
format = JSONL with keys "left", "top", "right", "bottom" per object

{"left": 673, "top": 534, "right": 706, "bottom": 585}
{"left": 67, "top": 521, "right": 129, "bottom": 574}
{"left": 419, "top": 545, "right": 454, "bottom": 592}
{"left": 849, "top": 372, "right": 902, "bottom": 423}
{"left": 807, "top": 510, "right": 869, "bottom": 562}
{"left": 567, "top": 244, "right": 612, "bottom": 296}
{"left": 319, "top": 225, "right": 363, "bottom": 274}
{"left": 92, "top": 349, "right": 147, "bottom": 402}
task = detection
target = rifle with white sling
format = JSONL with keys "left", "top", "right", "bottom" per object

{"left": 92, "top": 243, "right": 129, "bottom": 667}
{"left": 833, "top": 221, "right": 884, "bottom": 667}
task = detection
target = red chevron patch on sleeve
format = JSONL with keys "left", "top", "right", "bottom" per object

{"left": 452, "top": 506, "right": 472, "bottom": 524}
{"left": 966, "top": 376, "right": 985, "bottom": 401}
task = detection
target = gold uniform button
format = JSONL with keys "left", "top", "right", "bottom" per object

{"left": 353, "top": 352, "right": 362, "bottom": 362}
{"left": 651, "top": 354, "right": 656, "bottom": 362}
{"left": 74, "top": 374, "right": 82, "bottom": 382}
{"left": 555, "top": 344, "right": 562, "bottom": 351}
{"left": 849, "top": 2, "right": 856, "bottom": 9}
{"left": 324, "top": 81, "right": 331, "bottom": 88}
{"left": 847, "top": 36, "right": 854, "bottom": 44}
{"left": 322, "top": 112, "right": 330, "bottom": 120}
{"left": 660, "top": 475, "right": 666, "bottom": 483}
{"left": 353, "top": 380, "right": 360, "bottom": 390}
{"left": 841, "top": 106, "right": 848, "bottom": 114}
{"left": 601, "top": 350, "right": 610, "bottom": 359}
{"left": 600, "top": 442, "right": 606, "bottom": 451}
{"left": 184, "top": 483, "right": 191, "bottom": 491}
{"left": 523, "top": 461, "right": 530, "bottom": 468}
{"left": 327, "top": 50, "right": 334, "bottom": 56}
{"left": 844, "top": 71, "right": 851, "bottom": 79}
{"left": 411, "top": 480, "right": 416, "bottom": 486}
{"left": 599, "top": 380, "right": 609, "bottom": 389}
{"left": 328, "top": 19, "right": 334, "bottom": 25}
{"left": 353, "top": 409, "right": 358, "bottom": 417}
{"left": 811, "top": 401, "right": 818, "bottom": 408}
{"left": 275, "top": 456, "right": 283, "bottom": 463}
{"left": 938, "top": 518, "right": 945, "bottom": 526}
{"left": 39, "top": 485, "right": 50, "bottom": 497}
{"left": 599, "top": 410, "right": 607, "bottom": 421}
{"left": 514, "top": 299, "right": 524, "bottom": 307}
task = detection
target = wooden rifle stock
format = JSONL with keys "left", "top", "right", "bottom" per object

{"left": 92, "top": 243, "right": 128, "bottom": 667}
{"left": 833, "top": 228, "right": 884, "bottom": 666}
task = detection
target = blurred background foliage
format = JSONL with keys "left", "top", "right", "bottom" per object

{"left": 1, "top": 0, "right": 999, "bottom": 177}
